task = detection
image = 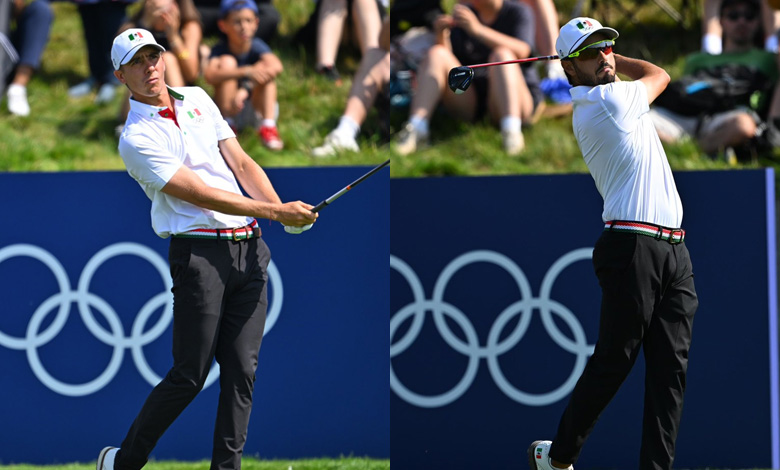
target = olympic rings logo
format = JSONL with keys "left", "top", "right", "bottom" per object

{"left": 0, "top": 243, "right": 283, "bottom": 397}
{"left": 390, "top": 249, "right": 596, "bottom": 408}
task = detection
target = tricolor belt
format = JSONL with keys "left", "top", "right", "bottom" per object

{"left": 174, "top": 219, "right": 261, "bottom": 241}
{"left": 604, "top": 220, "right": 685, "bottom": 244}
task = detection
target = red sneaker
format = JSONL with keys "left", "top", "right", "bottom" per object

{"left": 258, "top": 125, "right": 284, "bottom": 150}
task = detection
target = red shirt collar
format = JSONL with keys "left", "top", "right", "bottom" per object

{"left": 157, "top": 107, "right": 179, "bottom": 128}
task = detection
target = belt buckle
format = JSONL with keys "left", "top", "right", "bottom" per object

{"left": 231, "top": 227, "right": 244, "bottom": 241}
{"left": 667, "top": 228, "right": 684, "bottom": 244}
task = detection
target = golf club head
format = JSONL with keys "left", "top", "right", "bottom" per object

{"left": 448, "top": 66, "right": 474, "bottom": 94}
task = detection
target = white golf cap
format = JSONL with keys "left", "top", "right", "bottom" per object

{"left": 556, "top": 17, "right": 618, "bottom": 59}
{"left": 111, "top": 28, "right": 166, "bottom": 70}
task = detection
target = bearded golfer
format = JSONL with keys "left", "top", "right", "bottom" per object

{"left": 96, "top": 29, "right": 317, "bottom": 470}
{"left": 528, "top": 18, "right": 698, "bottom": 470}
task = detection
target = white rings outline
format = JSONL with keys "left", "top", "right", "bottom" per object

{"left": 0, "top": 242, "right": 282, "bottom": 396}
{"left": 390, "top": 248, "right": 596, "bottom": 408}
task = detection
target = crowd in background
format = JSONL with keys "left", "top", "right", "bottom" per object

{"left": 1, "top": 0, "right": 780, "bottom": 162}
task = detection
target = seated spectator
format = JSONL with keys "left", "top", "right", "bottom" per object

{"left": 67, "top": 0, "right": 136, "bottom": 104}
{"left": 315, "top": 0, "right": 385, "bottom": 83}
{"left": 392, "top": 0, "right": 544, "bottom": 156}
{"left": 516, "top": 0, "right": 571, "bottom": 103}
{"left": 295, "top": 0, "right": 386, "bottom": 84}
{"left": 312, "top": 15, "right": 390, "bottom": 156}
{"left": 650, "top": 0, "right": 779, "bottom": 162}
{"left": 192, "top": 0, "right": 279, "bottom": 43}
{"left": 5, "top": 0, "right": 53, "bottom": 116}
{"left": 203, "top": 0, "right": 284, "bottom": 150}
{"left": 518, "top": 0, "right": 564, "bottom": 78}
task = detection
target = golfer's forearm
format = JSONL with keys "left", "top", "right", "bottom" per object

{"left": 235, "top": 168, "right": 283, "bottom": 206}
{"left": 614, "top": 54, "right": 670, "bottom": 102}
{"left": 162, "top": 169, "right": 280, "bottom": 221}
{"left": 614, "top": 54, "right": 668, "bottom": 82}
{"left": 186, "top": 187, "right": 280, "bottom": 221}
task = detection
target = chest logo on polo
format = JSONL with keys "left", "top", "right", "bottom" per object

{"left": 186, "top": 108, "right": 205, "bottom": 124}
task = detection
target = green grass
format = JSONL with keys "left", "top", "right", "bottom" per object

{"left": 0, "top": 457, "right": 389, "bottom": 470}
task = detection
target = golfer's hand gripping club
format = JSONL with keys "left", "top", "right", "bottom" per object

{"left": 279, "top": 200, "right": 317, "bottom": 235}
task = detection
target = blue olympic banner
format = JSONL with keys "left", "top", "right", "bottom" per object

{"left": 391, "top": 169, "right": 779, "bottom": 470}
{"left": 0, "top": 167, "right": 389, "bottom": 464}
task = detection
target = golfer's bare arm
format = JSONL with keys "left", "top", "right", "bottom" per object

{"left": 218, "top": 137, "right": 282, "bottom": 205}
{"left": 161, "top": 163, "right": 317, "bottom": 227}
{"left": 614, "top": 54, "right": 670, "bottom": 104}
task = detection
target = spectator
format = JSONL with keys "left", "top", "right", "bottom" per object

{"left": 392, "top": 0, "right": 544, "bottom": 156}
{"left": 5, "top": 0, "right": 53, "bottom": 116}
{"left": 650, "top": 0, "right": 779, "bottom": 162}
{"left": 701, "top": 0, "right": 779, "bottom": 52}
{"left": 516, "top": 0, "right": 572, "bottom": 104}
{"left": 312, "top": 15, "right": 389, "bottom": 156}
{"left": 67, "top": 0, "right": 136, "bottom": 104}
{"left": 518, "top": 0, "right": 565, "bottom": 78}
{"left": 203, "top": 0, "right": 284, "bottom": 150}
{"left": 316, "top": 0, "right": 385, "bottom": 83}
{"left": 295, "top": 0, "right": 386, "bottom": 84}
{"left": 192, "top": 0, "right": 279, "bottom": 43}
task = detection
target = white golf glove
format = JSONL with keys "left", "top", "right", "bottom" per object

{"left": 283, "top": 223, "right": 313, "bottom": 234}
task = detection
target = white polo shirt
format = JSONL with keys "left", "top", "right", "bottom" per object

{"left": 118, "top": 86, "right": 255, "bottom": 238}
{"left": 570, "top": 80, "right": 683, "bottom": 228}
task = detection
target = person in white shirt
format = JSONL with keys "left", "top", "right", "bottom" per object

{"left": 528, "top": 18, "right": 699, "bottom": 470}
{"left": 96, "top": 28, "right": 317, "bottom": 470}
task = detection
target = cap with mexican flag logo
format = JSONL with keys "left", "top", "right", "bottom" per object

{"left": 555, "top": 17, "right": 618, "bottom": 59}
{"left": 111, "top": 28, "right": 166, "bottom": 70}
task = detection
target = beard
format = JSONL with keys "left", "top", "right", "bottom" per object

{"left": 572, "top": 60, "right": 616, "bottom": 86}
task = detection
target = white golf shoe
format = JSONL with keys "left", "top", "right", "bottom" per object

{"left": 527, "top": 440, "right": 573, "bottom": 470}
{"left": 97, "top": 446, "right": 118, "bottom": 470}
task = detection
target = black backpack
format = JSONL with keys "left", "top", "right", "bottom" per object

{"left": 655, "top": 62, "right": 774, "bottom": 117}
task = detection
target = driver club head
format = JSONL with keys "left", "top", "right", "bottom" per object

{"left": 448, "top": 66, "right": 474, "bottom": 94}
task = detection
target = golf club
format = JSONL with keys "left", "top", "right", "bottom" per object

{"left": 311, "top": 159, "right": 390, "bottom": 213}
{"left": 448, "top": 55, "right": 560, "bottom": 94}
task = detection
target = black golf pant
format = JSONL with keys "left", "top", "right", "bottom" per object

{"left": 549, "top": 230, "right": 698, "bottom": 470}
{"left": 115, "top": 236, "right": 271, "bottom": 470}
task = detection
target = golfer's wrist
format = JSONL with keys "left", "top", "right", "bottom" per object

{"left": 265, "top": 204, "right": 279, "bottom": 221}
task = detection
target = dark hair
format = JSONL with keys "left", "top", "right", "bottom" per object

{"left": 719, "top": 0, "right": 760, "bottom": 16}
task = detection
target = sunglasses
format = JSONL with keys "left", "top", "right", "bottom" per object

{"left": 566, "top": 40, "right": 615, "bottom": 60}
{"left": 724, "top": 10, "right": 758, "bottom": 21}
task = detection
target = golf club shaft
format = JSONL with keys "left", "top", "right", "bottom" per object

{"left": 311, "top": 159, "right": 390, "bottom": 213}
{"left": 466, "top": 54, "right": 559, "bottom": 69}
